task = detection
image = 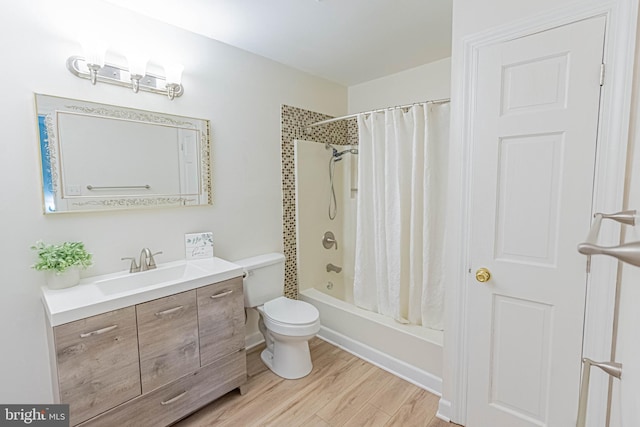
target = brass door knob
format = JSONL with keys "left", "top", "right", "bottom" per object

{"left": 475, "top": 268, "right": 491, "bottom": 283}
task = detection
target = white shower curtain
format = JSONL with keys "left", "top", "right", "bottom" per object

{"left": 353, "top": 102, "right": 449, "bottom": 330}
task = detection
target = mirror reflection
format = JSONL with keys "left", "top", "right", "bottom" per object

{"left": 35, "top": 94, "right": 211, "bottom": 214}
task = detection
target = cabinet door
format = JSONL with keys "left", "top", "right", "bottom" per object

{"left": 79, "top": 350, "right": 246, "bottom": 427}
{"left": 54, "top": 307, "right": 140, "bottom": 426}
{"left": 137, "top": 290, "right": 200, "bottom": 393}
{"left": 197, "top": 277, "right": 245, "bottom": 366}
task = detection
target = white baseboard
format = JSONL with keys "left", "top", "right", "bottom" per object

{"left": 437, "top": 398, "right": 452, "bottom": 422}
{"left": 316, "top": 325, "right": 442, "bottom": 396}
{"left": 245, "top": 331, "right": 264, "bottom": 351}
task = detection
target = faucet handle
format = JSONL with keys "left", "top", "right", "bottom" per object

{"left": 323, "top": 231, "right": 338, "bottom": 250}
{"left": 148, "top": 251, "right": 163, "bottom": 269}
{"left": 121, "top": 257, "right": 140, "bottom": 273}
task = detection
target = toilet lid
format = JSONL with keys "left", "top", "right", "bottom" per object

{"left": 263, "top": 296, "right": 319, "bottom": 325}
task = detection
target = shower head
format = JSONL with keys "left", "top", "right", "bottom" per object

{"left": 332, "top": 147, "right": 359, "bottom": 160}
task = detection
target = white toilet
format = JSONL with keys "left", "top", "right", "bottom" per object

{"left": 235, "top": 253, "right": 320, "bottom": 379}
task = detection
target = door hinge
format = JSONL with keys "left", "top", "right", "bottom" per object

{"left": 600, "top": 63, "right": 605, "bottom": 86}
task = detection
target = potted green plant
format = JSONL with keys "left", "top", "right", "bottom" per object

{"left": 31, "top": 241, "right": 93, "bottom": 289}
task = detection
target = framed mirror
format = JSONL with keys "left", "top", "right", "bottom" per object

{"left": 35, "top": 94, "right": 211, "bottom": 214}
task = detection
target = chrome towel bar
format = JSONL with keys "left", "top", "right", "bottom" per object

{"left": 596, "top": 210, "right": 636, "bottom": 225}
{"left": 578, "top": 210, "right": 639, "bottom": 269}
{"left": 87, "top": 185, "right": 151, "bottom": 190}
{"left": 575, "top": 210, "right": 631, "bottom": 426}
{"left": 576, "top": 359, "right": 622, "bottom": 427}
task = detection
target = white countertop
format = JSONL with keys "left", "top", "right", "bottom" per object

{"left": 42, "top": 257, "right": 243, "bottom": 326}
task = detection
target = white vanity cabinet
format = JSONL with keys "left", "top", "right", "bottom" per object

{"left": 45, "top": 272, "right": 247, "bottom": 427}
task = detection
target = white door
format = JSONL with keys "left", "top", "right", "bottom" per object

{"left": 466, "top": 17, "right": 605, "bottom": 427}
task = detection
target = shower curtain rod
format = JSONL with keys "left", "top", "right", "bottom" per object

{"left": 305, "top": 98, "right": 450, "bottom": 133}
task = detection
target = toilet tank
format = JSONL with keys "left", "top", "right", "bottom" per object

{"left": 234, "top": 253, "right": 286, "bottom": 308}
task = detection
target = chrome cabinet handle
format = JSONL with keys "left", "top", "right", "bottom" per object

{"left": 210, "top": 290, "right": 233, "bottom": 299}
{"left": 160, "top": 391, "right": 187, "bottom": 405}
{"left": 80, "top": 324, "right": 118, "bottom": 338}
{"left": 154, "top": 306, "right": 184, "bottom": 317}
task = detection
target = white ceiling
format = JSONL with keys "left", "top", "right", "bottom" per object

{"left": 103, "top": 0, "right": 452, "bottom": 86}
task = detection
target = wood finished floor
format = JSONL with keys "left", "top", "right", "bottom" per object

{"left": 175, "top": 338, "right": 452, "bottom": 427}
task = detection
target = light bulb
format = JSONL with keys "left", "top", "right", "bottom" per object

{"left": 80, "top": 38, "right": 107, "bottom": 67}
{"left": 164, "top": 63, "right": 184, "bottom": 85}
{"left": 127, "top": 55, "right": 148, "bottom": 77}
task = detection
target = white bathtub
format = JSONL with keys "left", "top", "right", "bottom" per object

{"left": 300, "top": 287, "right": 443, "bottom": 395}
{"left": 294, "top": 139, "right": 443, "bottom": 395}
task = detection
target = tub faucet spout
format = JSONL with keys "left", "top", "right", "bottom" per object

{"left": 326, "top": 263, "right": 342, "bottom": 273}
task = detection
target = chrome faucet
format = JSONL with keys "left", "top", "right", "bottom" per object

{"left": 326, "top": 263, "right": 342, "bottom": 273}
{"left": 122, "top": 248, "right": 162, "bottom": 273}
{"left": 139, "top": 248, "right": 152, "bottom": 272}
{"left": 139, "top": 248, "right": 162, "bottom": 272}
{"left": 121, "top": 257, "right": 140, "bottom": 273}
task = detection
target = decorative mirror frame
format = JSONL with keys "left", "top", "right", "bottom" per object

{"left": 35, "top": 94, "right": 212, "bottom": 214}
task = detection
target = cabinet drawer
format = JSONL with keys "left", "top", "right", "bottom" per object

{"left": 81, "top": 350, "right": 247, "bottom": 427}
{"left": 136, "top": 290, "right": 200, "bottom": 393}
{"left": 53, "top": 307, "right": 140, "bottom": 426}
{"left": 197, "top": 277, "right": 245, "bottom": 366}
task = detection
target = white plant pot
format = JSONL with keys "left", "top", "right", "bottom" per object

{"left": 45, "top": 267, "right": 80, "bottom": 290}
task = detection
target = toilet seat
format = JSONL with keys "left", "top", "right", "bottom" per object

{"left": 263, "top": 296, "right": 319, "bottom": 324}
{"left": 259, "top": 296, "right": 320, "bottom": 336}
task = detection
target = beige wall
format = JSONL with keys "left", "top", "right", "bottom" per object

{"left": 452, "top": 0, "right": 587, "bottom": 37}
{"left": 0, "top": 0, "right": 346, "bottom": 403}
{"left": 347, "top": 58, "right": 451, "bottom": 114}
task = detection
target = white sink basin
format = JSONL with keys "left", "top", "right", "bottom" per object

{"left": 95, "top": 262, "right": 208, "bottom": 295}
{"left": 41, "top": 257, "right": 243, "bottom": 326}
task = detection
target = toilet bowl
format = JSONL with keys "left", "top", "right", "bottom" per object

{"left": 256, "top": 296, "right": 320, "bottom": 379}
{"left": 235, "top": 253, "right": 320, "bottom": 379}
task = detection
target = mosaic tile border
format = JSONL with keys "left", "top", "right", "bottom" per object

{"left": 280, "top": 105, "right": 357, "bottom": 299}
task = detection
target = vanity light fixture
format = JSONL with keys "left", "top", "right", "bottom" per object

{"left": 80, "top": 39, "right": 107, "bottom": 85}
{"left": 66, "top": 49, "right": 184, "bottom": 100}
{"left": 126, "top": 54, "right": 149, "bottom": 93}
{"left": 164, "top": 63, "right": 184, "bottom": 100}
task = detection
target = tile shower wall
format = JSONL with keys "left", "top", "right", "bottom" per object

{"left": 281, "top": 105, "right": 357, "bottom": 298}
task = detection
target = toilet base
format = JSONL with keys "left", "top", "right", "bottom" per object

{"left": 261, "top": 335, "right": 313, "bottom": 380}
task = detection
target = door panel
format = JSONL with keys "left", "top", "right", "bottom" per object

{"left": 489, "top": 295, "right": 553, "bottom": 423}
{"left": 495, "top": 133, "right": 563, "bottom": 266}
{"left": 466, "top": 16, "right": 605, "bottom": 427}
{"left": 501, "top": 53, "right": 569, "bottom": 115}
